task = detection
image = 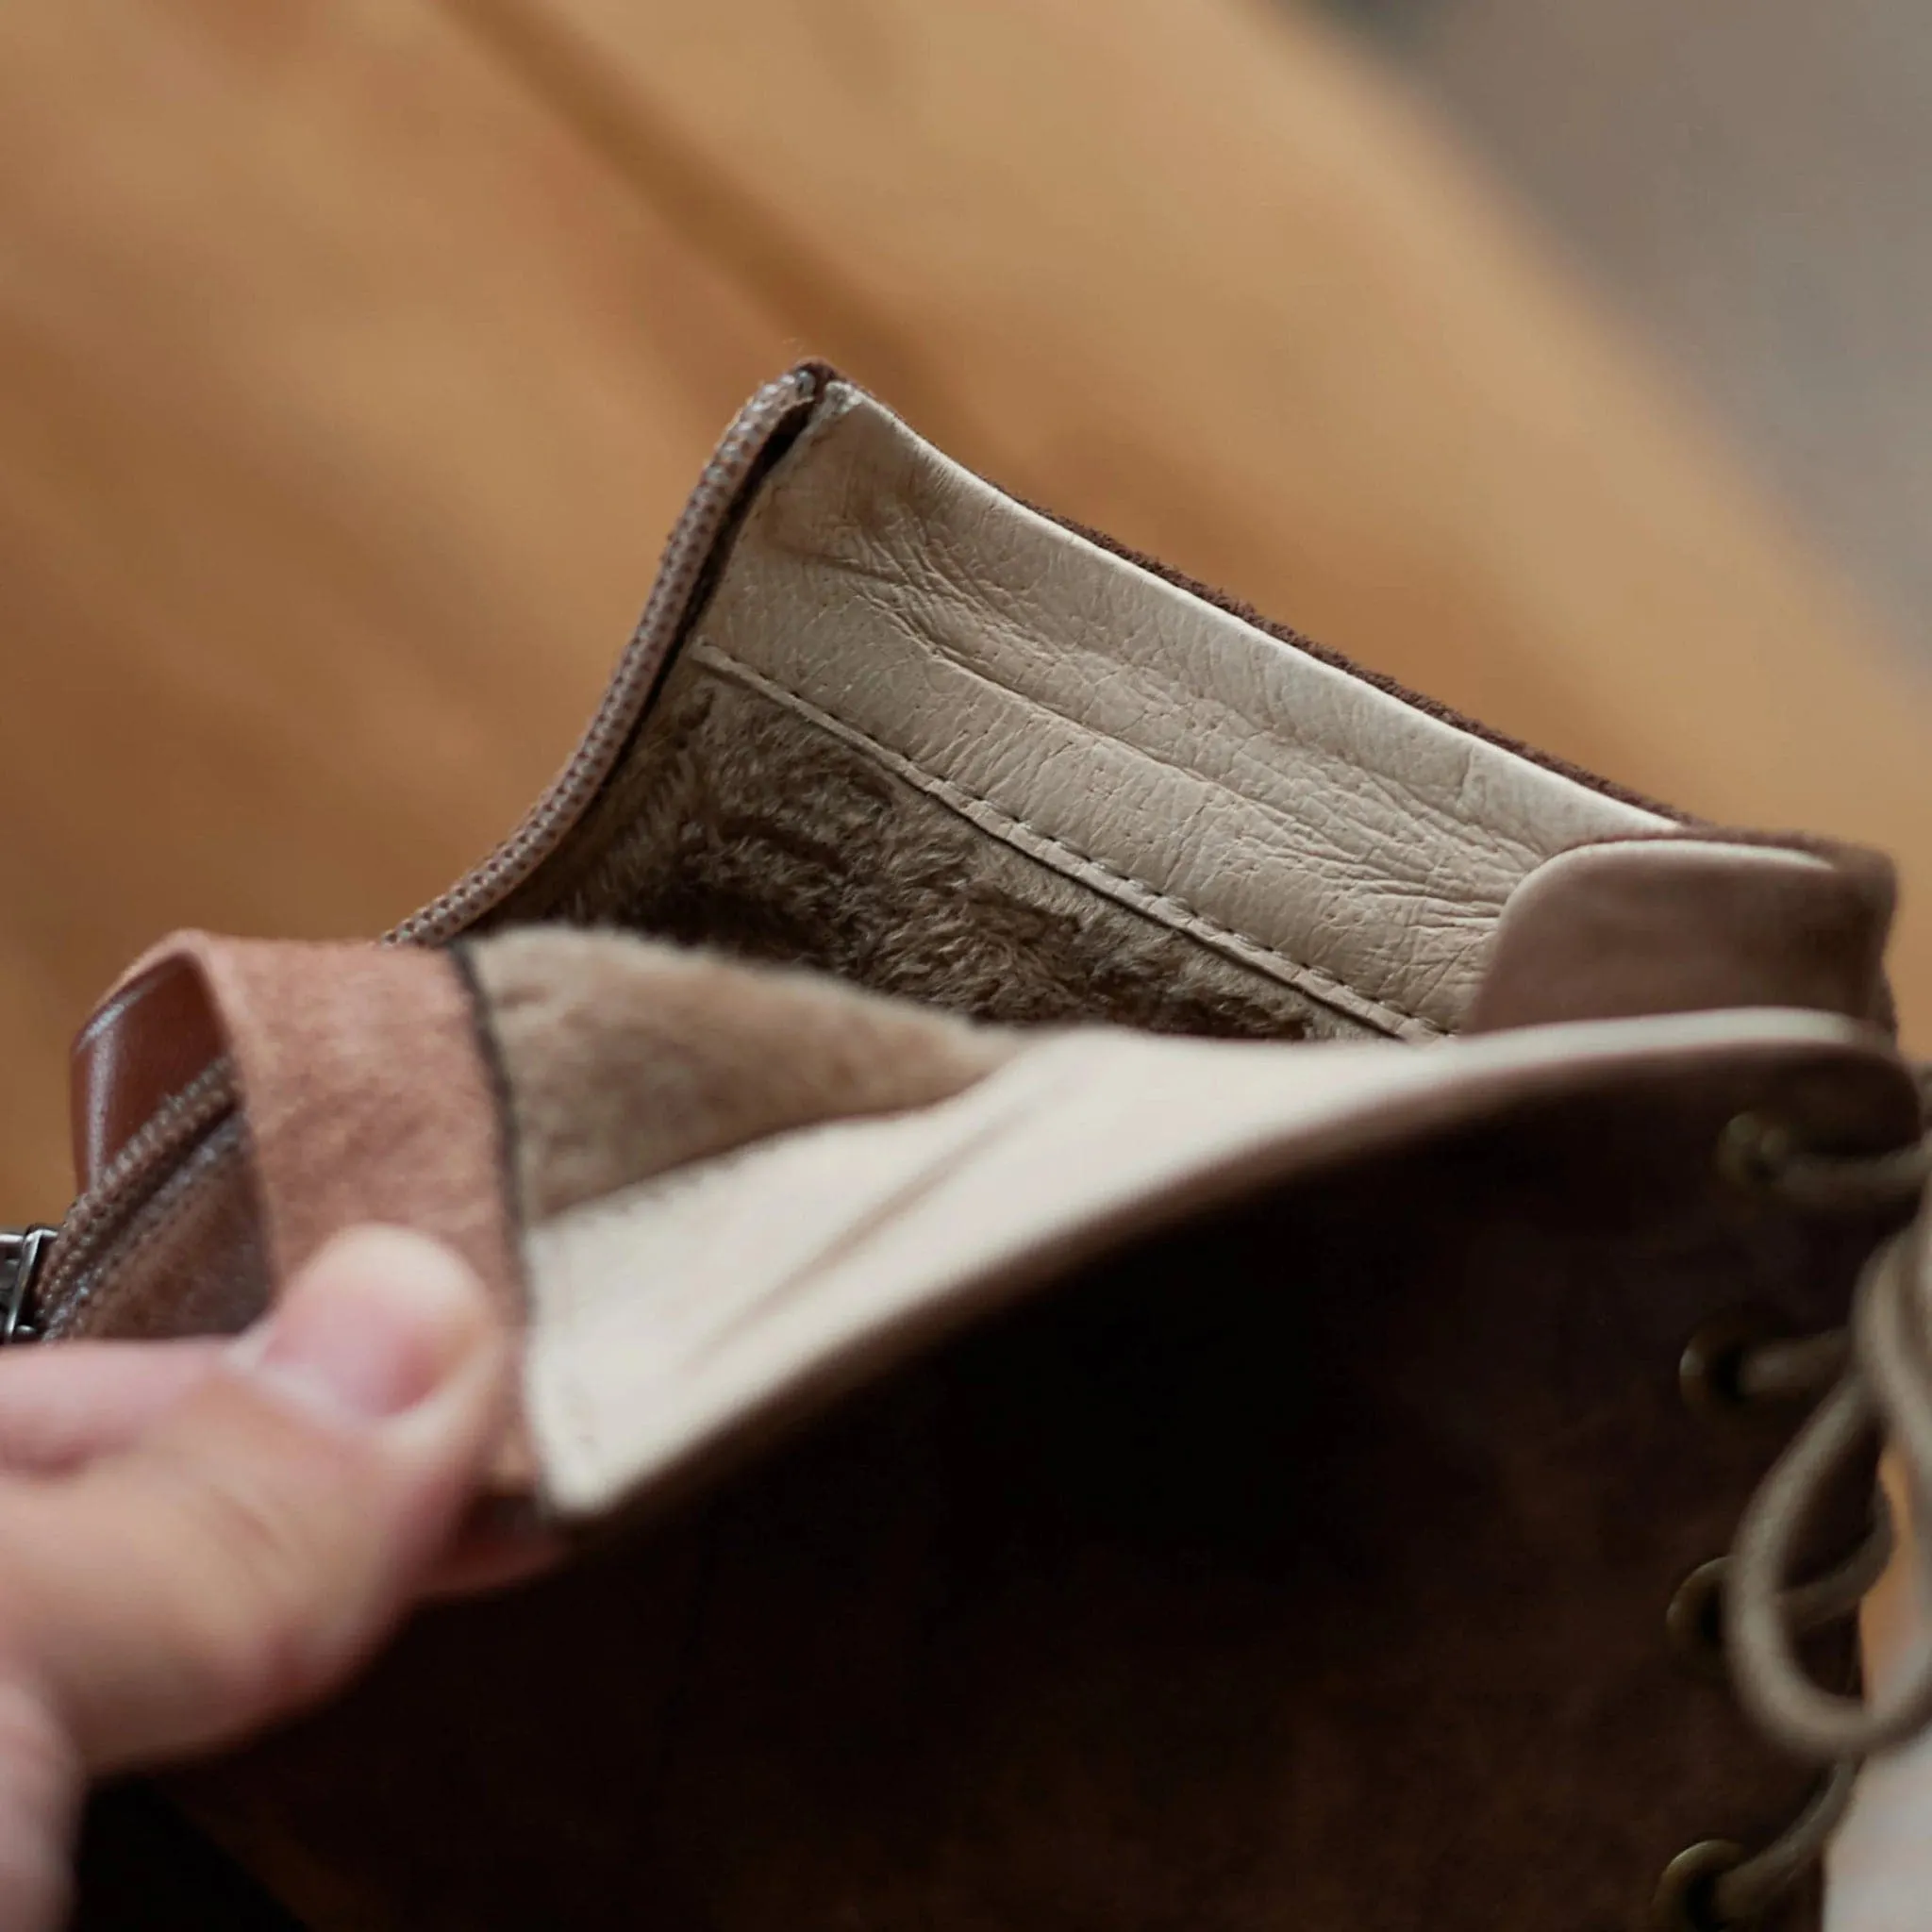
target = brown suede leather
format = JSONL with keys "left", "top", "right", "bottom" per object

{"left": 1469, "top": 837, "right": 1897, "bottom": 1034}
{"left": 70, "top": 955, "right": 225, "bottom": 1190}
{"left": 468, "top": 928, "right": 1012, "bottom": 1223}
{"left": 163, "top": 1045, "right": 1916, "bottom": 1932}
{"left": 86, "top": 935, "right": 520, "bottom": 1318}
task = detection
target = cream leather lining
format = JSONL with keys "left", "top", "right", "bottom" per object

{"left": 689, "top": 385, "right": 1668, "bottom": 1039}
{"left": 523, "top": 1008, "right": 1884, "bottom": 1518}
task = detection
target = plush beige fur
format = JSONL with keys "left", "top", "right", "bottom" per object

{"left": 493, "top": 658, "right": 1368, "bottom": 1044}
{"left": 468, "top": 927, "right": 1014, "bottom": 1222}
{"left": 474, "top": 654, "right": 1361, "bottom": 1227}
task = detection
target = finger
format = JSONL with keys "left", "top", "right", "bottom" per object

{"left": 425, "top": 1494, "right": 563, "bottom": 1599}
{"left": 0, "top": 1225, "right": 511, "bottom": 1776}
{"left": 0, "top": 1328, "right": 541, "bottom": 1577}
{"left": 0, "top": 1679, "right": 78, "bottom": 1932}
{"left": 0, "top": 1341, "right": 225, "bottom": 1473}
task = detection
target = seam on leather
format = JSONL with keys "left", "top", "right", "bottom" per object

{"left": 691, "top": 643, "right": 1444, "bottom": 1041}
{"left": 449, "top": 940, "right": 533, "bottom": 1318}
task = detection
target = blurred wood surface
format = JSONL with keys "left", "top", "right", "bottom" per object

{"left": 0, "top": 0, "right": 787, "bottom": 1211}
{"left": 3, "top": 0, "right": 1931, "bottom": 1216}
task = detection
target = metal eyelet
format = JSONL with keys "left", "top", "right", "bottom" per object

{"left": 1652, "top": 1840, "right": 1752, "bottom": 1931}
{"left": 1715, "top": 1112, "right": 1794, "bottom": 1194}
{"left": 1715, "top": 1110, "right": 1929, "bottom": 1214}
{"left": 1664, "top": 1558, "right": 1729, "bottom": 1681}
{"left": 1679, "top": 1308, "right": 1784, "bottom": 1422}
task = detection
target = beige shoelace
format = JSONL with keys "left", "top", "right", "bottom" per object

{"left": 1658, "top": 1115, "right": 1932, "bottom": 1928}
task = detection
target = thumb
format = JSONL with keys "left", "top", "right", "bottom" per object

{"left": 0, "top": 1224, "right": 512, "bottom": 1775}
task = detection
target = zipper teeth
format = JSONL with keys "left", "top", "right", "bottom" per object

{"left": 35, "top": 366, "right": 825, "bottom": 1334}
{"left": 391, "top": 365, "right": 823, "bottom": 947}
{"left": 39, "top": 1061, "right": 238, "bottom": 1311}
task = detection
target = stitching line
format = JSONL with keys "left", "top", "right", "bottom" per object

{"left": 691, "top": 643, "right": 1444, "bottom": 1041}
{"left": 449, "top": 941, "right": 533, "bottom": 1324}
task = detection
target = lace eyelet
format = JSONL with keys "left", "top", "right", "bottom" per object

{"left": 1715, "top": 1110, "right": 1929, "bottom": 1212}
{"left": 1679, "top": 1309, "right": 1786, "bottom": 1422}
{"left": 1665, "top": 1558, "right": 1729, "bottom": 1680}
{"left": 1652, "top": 1840, "right": 1753, "bottom": 1931}
{"left": 1716, "top": 1112, "right": 1795, "bottom": 1194}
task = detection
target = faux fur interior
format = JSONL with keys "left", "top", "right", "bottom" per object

{"left": 469, "top": 927, "right": 1012, "bottom": 1224}
{"left": 492, "top": 657, "right": 1374, "bottom": 1045}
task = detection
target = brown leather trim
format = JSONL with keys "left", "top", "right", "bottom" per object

{"left": 1467, "top": 836, "right": 1896, "bottom": 1034}
{"left": 70, "top": 955, "right": 225, "bottom": 1191}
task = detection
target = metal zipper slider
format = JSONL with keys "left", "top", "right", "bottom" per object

{"left": 1, "top": 1226, "right": 58, "bottom": 1345}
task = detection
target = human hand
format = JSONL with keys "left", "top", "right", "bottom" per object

{"left": 0, "top": 1225, "right": 518, "bottom": 1931}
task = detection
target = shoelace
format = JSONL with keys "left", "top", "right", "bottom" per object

{"left": 1657, "top": 1112, "right": 1932, "bottom": 1928}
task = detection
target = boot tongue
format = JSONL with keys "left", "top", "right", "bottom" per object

{"left": 1464, "top": 835, "right": 1895, "bottom": 1032}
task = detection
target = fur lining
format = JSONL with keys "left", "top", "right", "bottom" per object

{"left": 470, "top": 928, "right": 1012, "bottom": 1222}
{"left": 495, "top": 660, "right": 1369, "bottom": 1044}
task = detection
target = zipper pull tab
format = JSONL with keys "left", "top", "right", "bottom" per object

{"left": 1, "top": 1226, "right": 58, "bottom": 1344}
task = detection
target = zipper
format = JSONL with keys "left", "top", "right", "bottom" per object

{"left": 4, "top": 1064, "right": 239, "bottom": 1344}
{"left": 4, "top": 364, "right": 829, "bottom": 1345}
{"left": 23, "top": 1062, "right": 240, "bottom": 1341}
{"left": 391, "top": 362, "right": 825, "bottom": 945}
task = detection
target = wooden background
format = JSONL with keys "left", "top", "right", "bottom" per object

{"left": 4, "top": 0, "right": 1931, "bottom": 1218}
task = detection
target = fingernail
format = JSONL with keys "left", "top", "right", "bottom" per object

{"left": 248, "top": 1227, "right": 490, "bottom": 1425}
